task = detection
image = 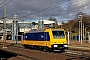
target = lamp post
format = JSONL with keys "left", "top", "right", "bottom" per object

{"left": 83, "top": 23, "right": 84, "bottom": 40}
{"left": 79, "top": 15, "right": 82, "bottom": 44}
{"left": 79, "top": 21, "right": 81, "bottom": 42}
{"left": 85, "top": 27, "right": 87, "bottom": 40}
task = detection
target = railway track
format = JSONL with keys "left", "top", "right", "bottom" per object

{"left": 0, "top": 47, "right": 42, "bottom": 60}
{"left": 0, "top": 43, "right": 90, "bottom": 60}
{"left": 0, "top": 43, "right": 42, "bottom": 60}
{"left": 45, "top": 50, "right": 90, "bottom": 60}
{"left": 62, "top": 50, "right": 90, "bottom": 60}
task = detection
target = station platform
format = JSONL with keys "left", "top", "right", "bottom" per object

{"left": 69, "top": 40, "right": 90, "bottom": 47}
{"left": 68, "top": 40, "right": 90, "bottom": 51}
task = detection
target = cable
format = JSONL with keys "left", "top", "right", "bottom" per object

{"left": 7, "top": 0, "right": 40, "bottom": 16}
{"left": 1, "top": 0, "right": 90, "bottom": 21}
{"left": 8, "top": 0, "right": 70, "bottom": 20}
{"left": 20, "top": 0, "right": 67, "bottom": 16}
{"left": 38, "top": 0, "right": 90, "bottom": 19}
{"left": 17, "top": 0, "right": 90, "bottom": 27}
{"left": 7, "top": 0, "right": 67, "bottom": 18}
{"left": 0, "top": 0, "right": 13, "bottom": 9}
{"left": 10, "top": 0, "right": 64, "bottom": 18}
{"left": 18, "top": 0, "right": 75, "bottom": 18}
{"left": 0, "top": 0, "right": 6, "bottom": 5}
{"left": 18, "top": 0, "right": 68, "bottom": 18}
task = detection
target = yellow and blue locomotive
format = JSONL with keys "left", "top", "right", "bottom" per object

{"left": 22, "top": 28, "right": 68, "bottom": 51}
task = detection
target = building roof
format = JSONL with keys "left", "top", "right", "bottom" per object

{"left": 36, "top": 20, "right": 55, "bottom": 24}
{"left": 0, "top": 19, "right": 55, "bottom": 24}
{"left": 0, "top": 19, "right": 32, "bottom": 23}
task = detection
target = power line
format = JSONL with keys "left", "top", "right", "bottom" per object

{"left": 5, "top": 0, "right": 67, "bottom": 19}
{"left": 7, "top": 0, "right": 40, "bottom": 16}
{"left": 18, "top": 0, "right": 68, "bottom": 18}
{"left": 39, "top": 0, "right": 90, "bottom": 16}
{"left": 8, "top": 0, "right": 64, "bottom": 18}
{"left": 34, "top": 0, "right": 90, "bottom": 19}
{"left": 1, "top": 0, "right": 90, "bottom": 21}
{"left": 17, "top": 0, "right": 67, "bottom": 17}
{"left": 0, "top": 0, "right": 6, "bottom": 5}
{"left": 0, "top": 0, "right": 13, "bottom": 9}
{"left": 6, "top": 1, "right": 71, "bottom": 17}
{"left": 19, "top": 0, "right": 88, "bottom": 19}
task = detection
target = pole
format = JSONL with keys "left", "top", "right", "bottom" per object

{"left": 13, "top": 14, "right": 18, "bottom": 44}
{"left": 81, "top": 16, "right": 82, "bottom": 44}
{"left": 88, "top": 32, "right": 90, "bottom": 43}
{"left": 3, "top": 6, "right": 7, "bottom": 48}
{"left": 68, "top": 31, "right": 70, "bottom": 45}
{"left": 23, "top": 18, "right": 25, "bottom": 31}
{"left": 70, "top": 28, "right": 71, "bottom": 40}
{"left": 42, "top": 17, "right": 44, "bottom": 29}
{"left": 83, "top": 23, "right": 84, "bottom": 40}
{"left": 79, "top": 21, "right": 81, "bottom": 42}
{"left": 85, "top": 27, "right": 87, "bottom": 40}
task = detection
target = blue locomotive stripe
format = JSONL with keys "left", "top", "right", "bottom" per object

{"left": 24, "top": 32, "right": 50, "bottom": 41}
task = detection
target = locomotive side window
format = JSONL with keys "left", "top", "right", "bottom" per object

{"left": 52, "top": 31, "right": 65, "bottom": 38}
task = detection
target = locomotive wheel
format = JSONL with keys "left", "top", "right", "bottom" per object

{"left": 24, "top": 45, "right": 28, "bottom": 49}
{"left": 30, "top": 46, "right": 34, "bottom": 50}
{"left": 49, "top": 48, "right": 53, "bottom": 52}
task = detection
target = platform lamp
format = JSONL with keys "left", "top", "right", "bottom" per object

{"left": 79, "top": 21, "right": 81, "bottom": 42}
{"left": 79, "top": 15, "right": 82, "bottom": 44}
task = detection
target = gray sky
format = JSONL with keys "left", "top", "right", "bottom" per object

{"left": 0, "top": 0, "right": 90, "bottom": 23}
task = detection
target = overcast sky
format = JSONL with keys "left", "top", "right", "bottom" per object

{"left": 0, "top": 0, "right": 90, "bottom": 23}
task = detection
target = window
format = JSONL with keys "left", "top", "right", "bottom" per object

{"left": 52, "top": 30, "right": 65, "bottom": 38}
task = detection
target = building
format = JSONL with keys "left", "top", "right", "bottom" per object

{"left": 0, "top": 19, "right": 55, "bottom": 32}
{"left": 0, "top": 19, "right": 55, "bottom": 40}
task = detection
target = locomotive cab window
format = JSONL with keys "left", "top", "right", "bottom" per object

{"left": 52, "top": 30, "right": 65, "bottom": 38}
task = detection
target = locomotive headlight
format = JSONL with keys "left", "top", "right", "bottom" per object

{"left": 64, "top": 45, "right": 68, "bottom": 47}
{"left": 54, "top": 45, "right": 58, "bottom": 47}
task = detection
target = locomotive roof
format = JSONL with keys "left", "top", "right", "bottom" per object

{"left": 28, "top": 29, "right": 45, "bottom": 33}
{"left": 25, "top": 28, "right": 65, "bottom": 33}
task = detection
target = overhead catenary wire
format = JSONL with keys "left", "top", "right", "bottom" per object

{"left": 8, "top": 1, "right": 66, "bottom": 18}
{"left": 18, "top": 0, "right": 68, "bottom": 19}
{"left": 0, "top": 0, "right": 12, "bottom": 9}
{"left": 35, "top": 0, "right": 90, "bottom": 16}
{"left": 7, "top": 0, "right": 40, "bottom": 17}
{"left": 0, "top": 0, "right": 90, "bottom": 33}
{"left": 0, "top": 0, "right": 90, "bottom": 21}
{"left": 0, "top": 0, "right": 6, "bottom": 5}
{"left": 4, "top": 0, "right": 67, "bottom": 19}
{"left": 0, "top": 0, "right": 82, "bottom": 16}
{"left": 38, "top": 0, "right": 90, "bottom": 19}
{"left": 0, "top": 0, "right": 13, "bottom": 18}
{"left": 18, "top": 0, "right": 90, "bottom": 20}
{"left": 8, "top": 0, "right": 68, "bottom": 19}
